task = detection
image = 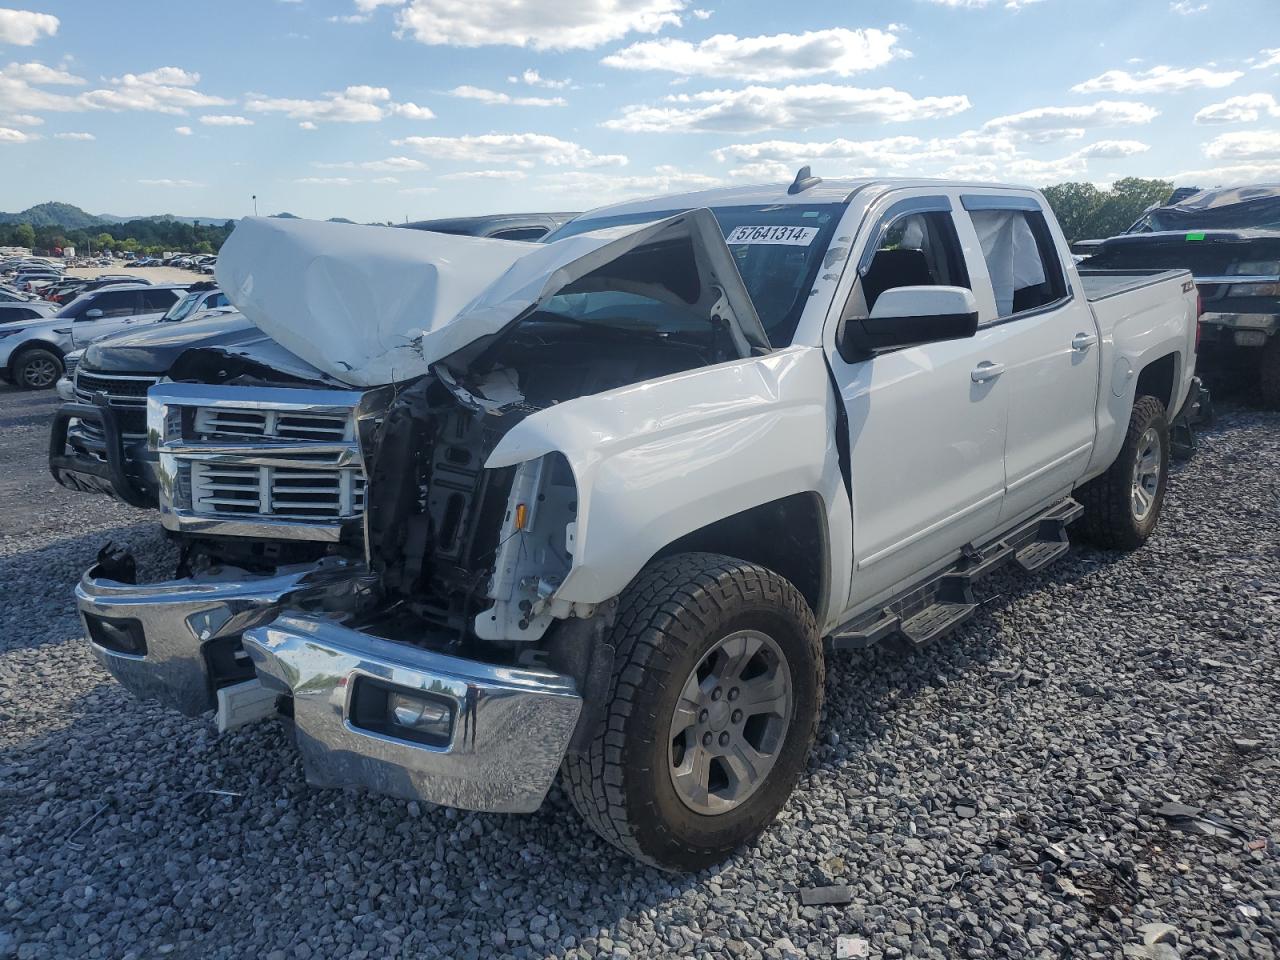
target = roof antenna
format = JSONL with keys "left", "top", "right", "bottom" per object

{"left": 788, "top": 165, "right": 821, "bottom": 195}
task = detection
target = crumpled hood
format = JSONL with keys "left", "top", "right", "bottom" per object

{"left": 216, "top": 212, "right": 767, "bottom": 388}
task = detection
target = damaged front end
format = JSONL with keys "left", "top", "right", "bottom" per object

{"left": 83, "top": 208, "right": 767, "bottom": 813}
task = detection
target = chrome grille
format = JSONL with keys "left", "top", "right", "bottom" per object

{"left": 71, "top": 370, "right": 159, "bottom": 441}
{"left": 150, "top": 382, "right": 375, "bottom": 542}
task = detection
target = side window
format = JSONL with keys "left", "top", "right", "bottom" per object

{"left": 844, "top": 210, "right": 970, "bottom": 320}
{"left": 488, "top": 226, "right": 549, "bottom": 241}
{"left": 80, "top": 290, "right": 138, "bottom": 319}
{"left": 209, "top": 292, "right": 230, "bottom": 308}
{"left": 141, "top": 289, "right": 179, "bottom": 312}
{"left": 969, "top": 209, "right": 1067, "bottom": 318}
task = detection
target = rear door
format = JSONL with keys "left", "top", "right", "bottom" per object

{"left": 826, "top": 194, "right": 1012, "bottom": 606}
{"left": 961, "top": 196, "right": 1100, "bottom": 522}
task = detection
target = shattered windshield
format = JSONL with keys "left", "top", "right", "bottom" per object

{"left": 545, "top": 203, "right": 846, "bottom": 347}
{"left": 1135, "top": 196, "right": 1280, "bottom": 232}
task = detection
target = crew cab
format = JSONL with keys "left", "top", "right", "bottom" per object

{"left": 1085, "top": 183, "right": 1280, "bottom": 407}
{"left": 76, "top": 176, "right": 1197, "bottom": 870}
{"left": 0, "top": 284, "right": 186, "bottom": 389}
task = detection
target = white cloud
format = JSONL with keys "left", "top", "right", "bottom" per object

{"left": 0, "top": 124, "right": 36, "bottom": 142}
{"left": 53, "top": 130, "right": 93, "bottom": 140}
{"left": 1195, "top": 93, "right": 1280, "bottom": 125}
{"left": 315, "top": 155, "right": 428, "bottom": 171}
{"left": 1170, "top": 1, "right": 1207, "bottom": 12}
{"left": 299, "top": 120, "right": 317, "bottom": 130}
{"left": 174, "top": 125, "right": 192, "bottom": 135}
{"left": 295, "top": 176, "right": 357, "bottom": 185}
{"left": 1253, "top": 49, "right": 1280, "bottom": 70}
{"left": 982, "top": 100, "right": 1158, "bottom": 142}
{"left": 200, "top": 114, "right": 253, "bottom": 126}
{"left": 139, "top": 178, "right": 202, "bottom": 187}
{"left": 1071, "top": 65, "right": 1241, "bottom": 95}
{"left": 246, "top": 85, "right": 433, "bottom": 122}
{"left": 712, "top": 133, "right": 1149, "bottom": 185}
{"left": 399, "top": 185, "right": 439, "bottom": 195}
{"left": 1203, "top": 129, "right": 1280, "bottom": 162}
{"left": 605, "top": 83, "right": 971, "bottom": 134}
{"left": 1167, "top": 160, "right": 1280, "bottom": 186}
{"left": 79, "top": 67, "right": 232, "bottom": 114}
{"left": 5, "top": 111, "right": 40, "bottom": 124}
{"left": 394, "top": 132, "right": 627, "bottom": 167}
{"left": 691, "top": 7, "right": 711, "bottom": 18}
{"left": 448, "top": 85, "right": 565, "bottom": 107}
{"left": 508, "top": 69, "right": 569, "bottom": 89}
{"left": 601, "top": 27, "right": 903, "bottom": 80}
{"left": 0, "top": 9, "right": 59, "bottom": 45}
{"left": 440, "top": 169, "right": 527, "bottom": 180}
{"left": 391, "top": 0, "right": 686, "bottom": 50}
{"left": 536, "top": 165, "right": 722, "bottom": 198}
{"left": 329, "top": 13, "right": 371, "bottom": 23}
{"left": 0, "top": 61, "right": 231, "bottom": 117}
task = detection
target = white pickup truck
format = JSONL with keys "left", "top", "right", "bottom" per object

{"left": 77, "top": 174, "right": 1198, "bottom": 871}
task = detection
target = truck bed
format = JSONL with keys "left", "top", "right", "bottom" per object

{"left": 1078, "top": 268, "right": 1189, "bottom": 302}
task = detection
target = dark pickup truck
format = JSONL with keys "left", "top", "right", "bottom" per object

{"left": 1084, "top": 184, "right": 1280, "bottom": 407}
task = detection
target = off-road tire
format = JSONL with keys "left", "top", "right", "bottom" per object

{"left": 12, "top": 347, "right": 63, "bottom": 390}
{"left": 1076, "top": 395, "right": 1169, "bottom": 550}
{"left": 562, "top": 552, "right": 824, "bottom": 871}
{"left": 1259, "top": 335, "right": 1280, "bottom": 410}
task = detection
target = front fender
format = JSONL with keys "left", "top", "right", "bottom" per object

{"left": 486, "top": 346, "right": 852, "bottom": 615}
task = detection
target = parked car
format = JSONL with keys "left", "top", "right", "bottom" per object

{"left": 1084, "top": 183, "right": 1280, "bottom": 407}
{"left": 50, "top": 214, "right": 574, "bottom": 506}
{"left": 0, "top": 284, "right": 186, "bottom": 388}
{"left": 76, "top": 176, "right": 1199, "bottom": 869}
{"left": 0, "top": 300, "right": 56, "bottom": 323}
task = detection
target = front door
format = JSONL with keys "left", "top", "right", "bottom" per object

{"left": 826, "top": 198, "right": 1012, "bottom": 607}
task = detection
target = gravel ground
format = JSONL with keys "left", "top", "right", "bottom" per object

{"left": 1, "top": 384, "right": 1277, "bottom": 960}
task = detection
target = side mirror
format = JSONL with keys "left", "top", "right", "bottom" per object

{"left": 83, "top": 308, "right": 104, "bottom": 320}
{"left": 840, "top": 286, "right": 979, "bottom": 359}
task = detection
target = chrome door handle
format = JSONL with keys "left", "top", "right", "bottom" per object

{"left": 1071, "top": 332, "right": 1098, "bottom": 351}
{"left": 971, "top": 361, "right": 1005, "bottom": 383}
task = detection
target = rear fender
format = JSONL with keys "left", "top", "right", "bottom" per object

{"left": 485, "top": 346, "right": 853, "bottom": 627}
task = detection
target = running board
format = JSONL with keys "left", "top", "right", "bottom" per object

{"left": 829, "top": 497, "right": 1083, "bottom": 652}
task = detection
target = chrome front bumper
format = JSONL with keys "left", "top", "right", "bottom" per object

{"left": 76, "top": 558, "right": 371, "bottom": 717}
{"left": 244, "top": 616, "right": 582, "bottom": 814}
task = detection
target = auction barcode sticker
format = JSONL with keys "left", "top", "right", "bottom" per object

{"left": 726, "top": 225, "right": 818, "bottom": 246}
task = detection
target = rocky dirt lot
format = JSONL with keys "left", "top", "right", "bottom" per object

{"left": 0, "top": 384, "right": 1277, "bottom": 960}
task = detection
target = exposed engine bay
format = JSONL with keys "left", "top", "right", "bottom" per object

{"left": 361, "top": 313, "right": 723, "bottom": 656}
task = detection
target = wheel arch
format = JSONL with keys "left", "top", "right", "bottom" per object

{"left": 652, "top": 492, "right": 831, "bottom": 623}
{"left": 1134, "top": 350, "right": 1180, "bottom": 413}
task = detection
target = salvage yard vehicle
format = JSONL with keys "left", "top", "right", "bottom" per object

{"left": 1086, "top": 183, "right": 1280, "bottom": 407}
{"left": 76, "top": 175, "right": 1199, "bottom": 870}
{"left": 0, "top": 283, "right": 186, "bottom": 389}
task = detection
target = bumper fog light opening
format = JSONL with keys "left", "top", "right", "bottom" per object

{"left": 350, "top": 677, "right": 455, "bottom": 748}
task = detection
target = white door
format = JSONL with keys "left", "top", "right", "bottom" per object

{"left": 826, "top": 199, "right": 1012, "bottom": 606}
{"left": 964, "top": 201, "right": 1099, "bottom": 521}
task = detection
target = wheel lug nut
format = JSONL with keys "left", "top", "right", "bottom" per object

{"left": 699, "top": 709, "right": 709, "bottom": 722}
{"left": 718, "top": 732, "right": 730, "bottom": 746}
{"left": 728, "top": 687, "right": 739, "bottom": 701}
{"left": 711, "top": 688, "right": 722, "bottom": 701}
{"left": 702, "top": 732, "right": 713, "bottom": 747}
{"left": 732, "top": 709, "right": 743, "bottom": 723}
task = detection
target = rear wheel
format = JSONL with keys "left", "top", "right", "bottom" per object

{"left": 1077, "top": 395, "right": 1169, "bottom": 550}
{"left": 13, "top": 347, "right": 63, "bottom": 390}
{"left": 563, "top": 552, "right": 823, "bottom": 871}
{"left": 1259, "top": 336, "right": 1280, "bottom": 410}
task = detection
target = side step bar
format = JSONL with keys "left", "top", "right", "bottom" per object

{"left": 829, "top": 497, "right": 1083, "bottom": 652}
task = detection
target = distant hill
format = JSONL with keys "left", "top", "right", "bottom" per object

{"left": 0, "top": 201, "right": 235, "bottom": 229}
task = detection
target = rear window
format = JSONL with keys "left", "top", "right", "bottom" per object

{"left": 545, "top": 203, "right": 845, "bottom": 347}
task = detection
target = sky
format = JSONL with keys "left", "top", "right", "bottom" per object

{"left": 0, "top": 0, "right": 1278, "bottom": 223}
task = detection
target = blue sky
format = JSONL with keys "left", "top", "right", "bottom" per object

{"left": 1, "top": 0, "right": 1278, "bottom": 222}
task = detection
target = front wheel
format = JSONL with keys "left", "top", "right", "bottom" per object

{"left": 12, "top": 347, "right": 63, "bottom": 390}
{"left": 563, "top": 553, "right": 824, "bottom": 871}
{"left": 1076, "top": 395, "right": 1170, "bottom": 550}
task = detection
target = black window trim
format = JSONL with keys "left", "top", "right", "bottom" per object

{"left": 857, "top": 195, "right": 955, "bottom": 275}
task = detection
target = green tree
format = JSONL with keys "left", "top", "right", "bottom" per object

{"left": 95, "top": 232, "right": 116, "bottom": 252}
{"left": 1041, "top": 178, "right": 1174, "bottom": 243}
{"left": 13, "top": 222, "right": 35, "bottom": 250}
